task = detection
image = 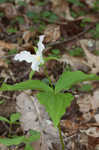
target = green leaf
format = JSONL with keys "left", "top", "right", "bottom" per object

{"left": 26, "top": 11, "right": 39, "bottom": 20}
{"left": 0, "top": 130, "right": 40, "bottom": 148}
{"left": 0, "top": 100, "right": 5, "bottom": 104}
{"left": 0, "top": 136, "right": 25, "bottom": 146}
{"left": 79, "top": 84, "right": 93, "bottom": 92}
{"left": 10, "top": 113, "right": 21, "bottom": 124}
{"left": 41, "top": 11, "right": 58, "bottom": 22}
{"left": 17, "top": 1, "right": 27, "bottom": 6}
{"left": 0, "top": 80, "right": 53, "bottom": 92}
{"left": 26, "top": 130, "right": 40, "bottom": 143}
{"left": 0, "top": 116, "right": 10, "bottom": 123}
{"left": 0, "top": 0, "right": 7, "bottom": 3}
{"left": 16, "top": 16, "right": 24, "bottom": 24}
{"left": 68, "top": 47, "right": 84, "bottom": 57}
{"left": 7, "top": 27, "right": 17, "bottom": 33}
{"left": 51, "top": 49, "right": 60, "bottom": 55}
{"left": 25, "top": 144, "right": 34, "bottom": 150}
{"left": 82, "top": 18, "right": 92, "bottom": 23}
{"left": 67, "top": 0, "right": 84, "bottom": 7}
{"left": 96, "top": 24, "right": 99, "bottom": 33}
{"left": 55, "top": 71, "right": 99, "bottom": 93}
{"left": 0, "top": 12, "right": 4, "bottom": 17}
{"left": 37, "top": 92, "right": 73, "bottom": 127}
{"left": 8, "top": 49, "right": 17, "bottom": 55}
{"left": 44, "top": 56, "right": 59, "bottom": 62}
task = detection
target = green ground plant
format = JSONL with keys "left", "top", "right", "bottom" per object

{"left": 0, "top": 129, "right": 40, "bottom": 150}
{"left": 0, "top": 70, "right": 99, "bottom": 150}
{"left": 0, "top": 35, "right": 99, "bottom": 150}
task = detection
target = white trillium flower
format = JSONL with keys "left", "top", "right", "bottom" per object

{"left": 14, "top": 35, "right": 45, "bottom": 72}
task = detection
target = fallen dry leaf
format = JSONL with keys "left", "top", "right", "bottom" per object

{"left": 23, "top": 30, "right": 36, "bottom": 43}
{"left": 0, "top": 3, "right": 17, "bottom": 19}
{"left": 86, "top": 0, "right": 96, "bottom": 8}
{"left": 16, "top": 92, "right": 60, "bottom": 150}
{"left": 0, "top": 40, "right": 18, "bottom": 49}
{"left": 96, "top": 40, "right": 99, "bottom": 50}
{"left": 77, "top": 88, "right": 99, "bottom": 123}
{"left": 0, "top": 48, "right": 8, "bottom": 67}
{"left": 85, "top": 127, "right": 99, "bottom": 137}
{"left": 44, "top": 24, "right": 60, "bottom": 43}
{"left": 95, "top": 114, "right": 99, "bottom": 123}
{"left": 80, "top": 39, "right": 99, "bottom": 74}
{"left": 50, "top": 0, "right": 74, "bottom": 20}
{"left": 59, "top": 39, "right": 99, "bottom": 74}
{"left": 0, "top": 143, "right": 8, "bottom": 150}
{"left": 59, "top": 53, "right": 91, "bottom": 73}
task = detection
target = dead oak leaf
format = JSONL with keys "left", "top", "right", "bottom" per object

{"left": 0, "top": 3, "right": 17, "bottom": 19}
{"left": 77, "top": 88, "right": 99, "bottom": 123}
{"left": 80, "top": 39, "right": 99, "bottom": 74}
{"left": 50, "top": 0, "right": 74, "bottom": 20}
{"left": 23, "top": 30, "right": 36, "bottom": 43}
{"left": 0, "top": 40, "right": 18, "bottom": 49}
{"left": 44, "top": 24, "right": 60, "bottom": 43}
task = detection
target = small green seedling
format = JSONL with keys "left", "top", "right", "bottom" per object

{"left": 0, "top": 99, "right": 5, "bottom": 104}
{"left": 0, "top": 113, "right": 21, "bottom": 136}
{"left": 79, "top": 84, "right": 93, "bottom": 92}
{"left": 69, "top": 47, "right": 84, "bottom": 57}
{"left": 0, "top": 129, "right": 40, "bottom": 150}
{"left": 0, "top": 112, "right": 21, "bottom": 128}
{"left": 8, "top": 49, "right": 17, "bottom": 55}
{"left": 7, "top": 27, "right": 18, "bottom": 34}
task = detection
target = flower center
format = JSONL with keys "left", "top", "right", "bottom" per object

{"left": 36, "top": 56, "right": 40, "bottom": 61}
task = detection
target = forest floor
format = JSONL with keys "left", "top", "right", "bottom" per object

{"left": 0, "top": 0, "right": 99, "bottom": 150}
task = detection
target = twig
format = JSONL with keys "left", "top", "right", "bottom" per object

{"left": 0, "top": 94, "right": 11, "bottom": 99}
{"left": 46, "top": 23, "right": 96, "bottom": 47}
{"left": 0, "top": 22, "right": 97, "bottom": 60}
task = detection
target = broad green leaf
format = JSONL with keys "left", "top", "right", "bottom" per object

{"left": 55, "top": 71, "right": 99, "bottom": 93}
{"left": 0, "top": 130, "right": 40, "bottom": 148}
{"left": 0, "top": 136, "right": 25, "bottom": 146}
{"left": 0, "top": 116, "right": 9, "bottom": 123}
{"left": 10, "top": 113, "right": 21, "bottom": 124}
{"left": 25, "top": 144, "right": 34, "bottom": 150}
{"left": 0, "top": 80, "right": 53, "bottom": 92}
{"left": 37, "top": 92, "right": 73, "bottom": 127}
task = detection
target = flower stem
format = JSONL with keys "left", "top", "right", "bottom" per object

{"left": 29, "top": 70, "right": 34, "bottom": 80}
{"left": 44, "top": 66, "right": 53, "bottom": 88}
{"left": 58, "top": 123, "right": 65, "bottom": 150}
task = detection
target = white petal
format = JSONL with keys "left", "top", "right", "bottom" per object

{"left": 31, "top": 62, "right": 39, "bottom": 71}
{"left": 14, "top": 51, "right": 35, "bottom": 63}
{"left": 14, "top": 35, "right": 45, "bottom": 72}
{"left": 36, "top": 50, "right": 42, "bottom": 57}
{"left": 37, "top": 35, "right": 45, "bottom": 52}
{"left": 39, "top": 57, "right": 44, "bottom": 64}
